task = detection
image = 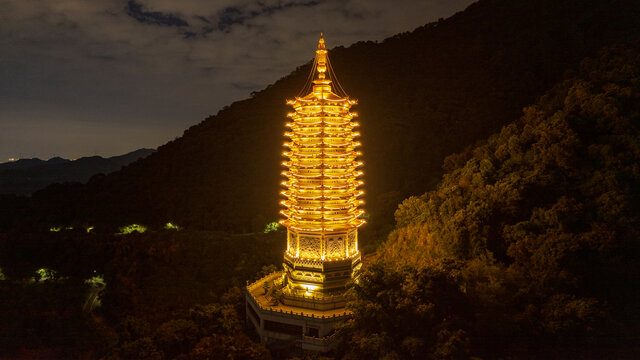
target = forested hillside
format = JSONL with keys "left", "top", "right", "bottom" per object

{"left": 3, "top": 0, "right": 639, "bottom": 244}
{"left": 342, "top": 44, "right": 640, "bottom": 359}
{"left": 0, "top": 227, "right": 283, "bottom": 358}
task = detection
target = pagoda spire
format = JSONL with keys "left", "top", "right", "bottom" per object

{"left": 314, "top": 33, "right": 328, "bottom": 81}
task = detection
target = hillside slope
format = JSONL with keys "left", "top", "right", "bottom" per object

{"left": 8, "top": 0, "right": 640, "bottom": 236}
{"left": 367, "top": 44, "right": 640, "bottom": 359}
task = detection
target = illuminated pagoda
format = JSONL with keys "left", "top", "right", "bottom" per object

{"left": 246, "top": 34, "right": 364, "bottom": 351}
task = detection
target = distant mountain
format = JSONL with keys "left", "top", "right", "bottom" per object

{"left": 0, "top": 149, "right": 155, "bottom": 195}
{"left": 3, "top": 0, "right": 640, "bottom": 235}
{"left": 0, "top": 157, "right": 67, "bottom": 171}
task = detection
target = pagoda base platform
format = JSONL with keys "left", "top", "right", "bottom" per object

{"left": 245, "top": 271, "right": 351, "bottom": 352}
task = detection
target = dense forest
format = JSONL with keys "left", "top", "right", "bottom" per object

{"left": 1, "top": 0, "right": 640, "bottom": 359}
{"left": 341, "top": 44, "right": 640, "bottom": 360}
{"left": 0, "top": 227, "right": 282, "bottom": 359}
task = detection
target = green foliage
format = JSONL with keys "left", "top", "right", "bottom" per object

{"left": 34, "top": 267, "right": 57, "bottom": 281}
{"left": 264, "top": 221, "right": 280, "bottom": 233}
{"left": 87, "top": 274, "right": 105, "bottom": 283}
{"left": 118, "top": 223, "right": 147, "bottom": 234}
{"left": 164, "top": 222, "right": 180, "bottom": 230}
{"left": 50, "top": 226, "right": 73, "bottom": 232}
{"left": 374, "top": 45, "right": 640, "bottom": 358}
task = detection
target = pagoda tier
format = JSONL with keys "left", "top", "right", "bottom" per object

{"left": 279, "top": 35, "right": 365, "bottom": 266}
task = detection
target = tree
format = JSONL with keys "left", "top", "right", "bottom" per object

{"left": 340, "top": 260, "right": 472, "bottom": 359}
{"left": 186, "top": 334, "right": 271, "bottom": 360}
{"left": 153, "top": 319, "right": 200, "bottom": 359}
{"left": 376, "top": 44, "right": 640, "bottom": 358}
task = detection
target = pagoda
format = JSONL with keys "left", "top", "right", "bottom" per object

{"left": 246, "top": 34, "right": 364, "bottom": 351}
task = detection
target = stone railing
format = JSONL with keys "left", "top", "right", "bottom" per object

{"left": 247, "top": 270, "right": 355, "bottom": 311}
{"left": 247, "top": 271, "right": 282, "bottom": 292}
{"left": 280, "top": 292, "right": 349, "bottom": 310}
{"left": 280, "top": 291, "right": 346, "bottom": 302}
{"left": 246, "top": 291, "right": 351, "bottom": 321}
{"left": 300, "top": 331, "right": 340, "bottom": 347}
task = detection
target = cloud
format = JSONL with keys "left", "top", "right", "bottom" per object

{"left": 126, "top": 0, "right": 189, "bottom": 27}
{"left": 0, "top": 0, "right": 475, "bottom": 160}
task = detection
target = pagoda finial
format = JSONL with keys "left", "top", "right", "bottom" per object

{"left": 315, "top": 33, "right": 327, "bottom": 80}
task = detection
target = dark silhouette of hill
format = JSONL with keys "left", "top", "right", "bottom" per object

{"left": 0, "top": 149, "right": 154, "bottom": 195}
{"left": 5, "top": 0, "right": 640, "bottom": 235}
{"left": 0, "top": 157, "right": 66, "bottom": 171}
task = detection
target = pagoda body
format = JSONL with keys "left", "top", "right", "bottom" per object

{"left": 246, "top": 35, "right": 364, "bottom": 351}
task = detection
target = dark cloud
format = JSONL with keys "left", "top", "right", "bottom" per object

{"left": 0, "top": 0, "right": 476, "bottom": 160}
{"left": 126, "top": 0, "right": 189, "bottom": 26}
{"left": 214, "top": 2, "right": 320, "bottom": 33}
{"left": 217, "top": 7, "right": 244, "bottom": 32}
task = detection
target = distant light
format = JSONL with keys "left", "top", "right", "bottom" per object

{"left": 7, "top": 158, "right": 18, "bottom": 162}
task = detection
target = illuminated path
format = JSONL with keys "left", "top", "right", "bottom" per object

{"left": 83, "top": 278, "right": 105, "bottom": 313}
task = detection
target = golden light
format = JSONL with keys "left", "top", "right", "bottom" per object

{"left": 303, "top": 284, "right": 318, "bottom": 295}
{"left": 244, "top": 36, "right": 364, "bottom": 346}
{"left": 280, "top": 34, "right": 365, "bottom": 262}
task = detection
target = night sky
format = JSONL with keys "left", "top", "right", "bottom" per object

{"left": 0, "top": 0, "right": 474, "bottom": 161}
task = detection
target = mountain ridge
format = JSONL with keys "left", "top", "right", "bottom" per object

{"left": 0, "top": 148, "right": 155, "bottom": 195}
